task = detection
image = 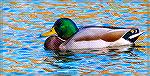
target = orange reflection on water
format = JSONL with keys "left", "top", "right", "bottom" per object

{"left": 140, "top": 4, "right": 150, "bottom": 7}
{"left": 10, "top": 2, "right": 17, "bottom": 5}
{"left": 12, "top": 64, "right": 33, "bottom": 69}
{"left": 78, "top": 14, "right": 97, "bottom": 19}
{"left": 131, "top": 11, "right": 150, "bottom": 14}
{"left": 42, "top": 68, "right": 55, "bottom": 72}
{"left": 29, "top": 13, "right": 38, "bottom": 18}
{"left": 29, "top": 58, "right": 43, "bottom": 64}
{"left": 36, "top": 11, "right": 53, "bottom": 15}
{"left": 0, "top": 68, "right": 20, "bottom": 72}
{"left": 9, "top": 26, "right": 26, "bottom": 30}
{"left": 111, "top": 12, "right": 121, "bottom": 17}
{"left": 4, "top": 57, "right": 20, "bottom": 64}
{"left": 145, "top": 20, "right": 150, "bottom": 24}
{"left": 128, "top": 17, "right": 139, "bottom": 20}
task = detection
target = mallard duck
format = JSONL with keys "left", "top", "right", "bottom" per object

{"left": 42, "top": 18, "right": 143, "bottom": 50}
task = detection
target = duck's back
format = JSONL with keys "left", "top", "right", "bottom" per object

{"left": 72, "top": 27, "right": 111, "bottom": 40}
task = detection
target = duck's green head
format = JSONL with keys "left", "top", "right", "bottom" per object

{"left": 42, "top": 18, "right": 78, "bottom": 40}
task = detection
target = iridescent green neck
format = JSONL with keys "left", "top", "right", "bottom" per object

{"left": 54, "top": 18, "right": 78, "bottom": 40}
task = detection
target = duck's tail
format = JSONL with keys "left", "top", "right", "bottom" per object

{"left": 123, "top": 28, "right": 144, "bottom": 43}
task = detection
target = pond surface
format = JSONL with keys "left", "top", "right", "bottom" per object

{"left": 1, "top": 0, "right": 150, "bottom": 76}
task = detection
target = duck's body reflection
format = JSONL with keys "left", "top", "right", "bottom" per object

{"left": 44, "top": 45, "right": 142, "bottom": 64}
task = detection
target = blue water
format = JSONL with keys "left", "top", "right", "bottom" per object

{"left": 1, "top": 0, "right": 150, "bottom": 76}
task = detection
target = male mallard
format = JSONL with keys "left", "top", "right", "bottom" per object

{"left": 42, "top": 18, "right": 143, "bottom": 50}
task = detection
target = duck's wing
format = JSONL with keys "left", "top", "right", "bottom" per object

{"left": 99, "top": 30, "right": 128, "bottom": 42}
{"left": 72, "top": 28, "right": 131, "bottom": 42}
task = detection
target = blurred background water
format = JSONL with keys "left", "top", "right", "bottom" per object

{"left": 1, "top": 0, "right": 150, "bottom": 76}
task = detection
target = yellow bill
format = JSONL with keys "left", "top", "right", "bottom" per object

{"left": 42, "top": 27, "right": 57, "bottom": 36}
